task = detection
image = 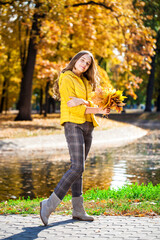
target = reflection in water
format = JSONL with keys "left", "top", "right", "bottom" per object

{"left": 0, "top": 130, "right": 160, "bottom": 201}
{"left": 110, "top": 160, "right": 128, "bottom": 189}
{"left": 20, "top": 162, "right": 35, "bottom": 199}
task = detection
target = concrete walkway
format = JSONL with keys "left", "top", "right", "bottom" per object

{"left": 0, "top": 125, "right": 147, "bottom": 157}
{"left": 0, "top": 214, "right": 159, "bottom": 240}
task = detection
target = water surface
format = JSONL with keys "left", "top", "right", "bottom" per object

{"left": 0, "top": 129, "right": 159, "bottom": 201}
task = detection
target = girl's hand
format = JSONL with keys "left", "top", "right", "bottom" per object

{"left": 67, "top": 97, "right": 90, "bottom": 107}
{"left": 98, "top": 107, "right": 111, "bottom": 115}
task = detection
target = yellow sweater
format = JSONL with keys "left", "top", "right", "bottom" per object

{"left": 59, "top": 70, "right": 99, "bottom": 127}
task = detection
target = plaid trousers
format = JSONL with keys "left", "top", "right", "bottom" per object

{"left": 54, "top": 121, "right": 94, "bottom": 200}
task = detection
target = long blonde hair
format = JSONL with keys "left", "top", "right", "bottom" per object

{"left": 53, "top": 50, "right": 99, "bottom": 100}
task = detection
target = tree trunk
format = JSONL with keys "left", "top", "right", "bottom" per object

{"left": 157, "top": 91, "right": 160, "bottom": 112}
{"left": 5, "top": 80, "right": 9, "bottom": 114}
{"left": 44, "top": 81, "right": 50, "bottom": 117}
{"left": 39, "top": 88, "right": 43, "bottom": 115}
{"left": 145, "top": 55, "right": 156, "bottom": 112}
{"left": 0, "top": 52, "right": 10, "bottom": 114}
{"left": 0, "top": 77, "right": 7, "bottom": 113}
{"left": 156, "top": 31, "right": 160, "bottom": 112}
{"left": 48, "top": 97, "right": 56, "bottom": 113}
{"left": 15, "top": 3, "right": 42, "bottom": 121}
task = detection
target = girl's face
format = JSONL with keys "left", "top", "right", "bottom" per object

{"left": 73, "top": 54, "right": 92, "bottom": 76}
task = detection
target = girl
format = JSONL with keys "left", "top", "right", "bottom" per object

{"left": 40, "top": 50, "right": 110, "bottom": 225}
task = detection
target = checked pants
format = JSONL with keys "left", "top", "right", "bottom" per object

{"left": 54, "top": 121, "right": 94, "bottom": 200}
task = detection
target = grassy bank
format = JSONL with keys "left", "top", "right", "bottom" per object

{"left": 0, "top": 183, "right": 159, "bottom": 217}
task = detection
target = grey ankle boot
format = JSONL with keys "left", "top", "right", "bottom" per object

{"left": 72, "top": 196, "right": 94, "bottom": 221}
{"left": 40, "top": 192, "right": 61, "bottom": 226}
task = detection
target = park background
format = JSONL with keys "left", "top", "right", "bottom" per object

{"left": 0, "top": 0, "right": 160, "bottom": 117}
{"left": 0, "top": 0, "right": 160, "bottom": 217}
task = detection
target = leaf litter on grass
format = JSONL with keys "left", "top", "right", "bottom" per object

{"left": 0, "top": 183, "right": 159, "bottom": 217}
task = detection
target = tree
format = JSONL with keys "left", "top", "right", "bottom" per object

{"left": 33, "top": 56, "right": 63, "bottom": 116}
{"left": 0, "top": 0, "right": 156, "bottom": 119}
{"left": 0, "top": 38, "right": 21, "bottom": 113}
{"left": 144, "top": 0, "right": 160, "bottom": 112}
{"left": 133, "top": 0, "right": 160, "bottom": 111}
{"left": 15, "top": 1, "right": 45, "bottom": 120}
{"left": 62, "top": 0, "right": 155, "bottom": 99}
{"left": 0, "top": 0, "right": 64, "bottom": 119}
{"left": 154, "top": 30, "right": 160, "bottom": 111}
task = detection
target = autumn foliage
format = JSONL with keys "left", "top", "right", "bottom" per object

{"left": 91, "top": 87, "right": 127, "bottom": 113}
{"left": 0, "top": 0, "right": 156, "bottom": 113}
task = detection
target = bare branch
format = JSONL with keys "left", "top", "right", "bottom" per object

{"left": 65, "top": 1, "right": 113, "bottom": 11}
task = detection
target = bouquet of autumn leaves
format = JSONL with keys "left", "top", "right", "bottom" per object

{"left": 91, "top": 87, "right": 127, "bottom": 113}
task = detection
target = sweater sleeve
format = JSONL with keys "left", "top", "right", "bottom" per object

{"left": 59, "top": 76, "right": 87, "bottom": 117}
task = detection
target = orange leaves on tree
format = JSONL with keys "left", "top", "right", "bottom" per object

{"left": 0, "top": 0, "right": 157, "bottom": 108}
{"left": 36, "top": 58, "right": 59, "bottom": 82}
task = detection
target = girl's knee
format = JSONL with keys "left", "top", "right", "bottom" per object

{"left": 72, "top": 165, "right": 84, "bottom": 176}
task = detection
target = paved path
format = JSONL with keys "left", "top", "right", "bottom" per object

{"left": 0, "top": 215, "right": 159, "bottom": 240}
{"left": 0, "top": 125, "right": 147, "bottom": 157}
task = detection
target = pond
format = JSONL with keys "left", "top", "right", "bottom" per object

{"left": 0, "top": 129, "right": 160, "bottom": 202}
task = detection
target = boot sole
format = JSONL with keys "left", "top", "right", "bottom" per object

{"left": 72, "top": 216, "right": 94, "bottom": 221}
{"left": 40, "top": 202, "right": 47, "bottom": 226}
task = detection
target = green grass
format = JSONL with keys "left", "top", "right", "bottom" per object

{"left": 0, "top": 183, "right": 160, "bottom": 217}
{"left": 81, "top": 182, "right": 160, "bottom": 201}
